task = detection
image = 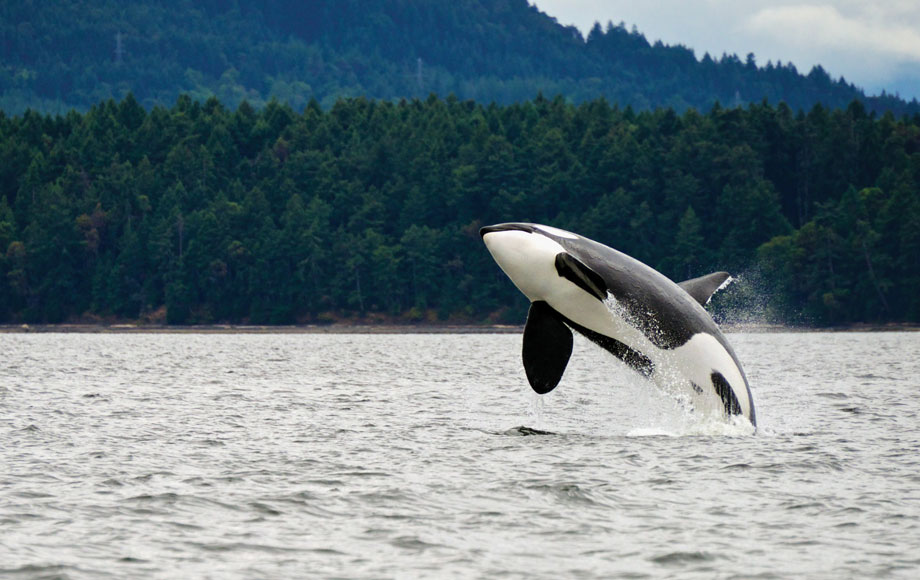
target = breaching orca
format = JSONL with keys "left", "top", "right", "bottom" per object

{"left": 480, "top": 222, "right": 756, "bottom": 426}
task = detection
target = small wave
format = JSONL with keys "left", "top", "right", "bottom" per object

{"left": 817, "top": 392, "right": 849, "bottom": 400}
{"left": 651, "top": 551, "right": 718, "bottom": 565}
{"left": 526, "top": 481, "right": 600, "bottom": 506}
{"left": 306, "top": 547, "right": 347, "bottom": 555}
{"left": 389, "top": 535, "right": 443, "bottom": 552}
{"left": 248, "top": 501, "right": 283, "bottom": 516}
{"left": 855, "top": 373, "right": 896, "bottom": 381}
{"left": 12, "top": 490, "right": 53, "bottom": 499}
{"left": 185, "top": 541, "right": 305, "bottom": 554}
{"left": 123, "top": 492, "right": 244, "bottom": 516}
{"left": 501, "top": 425, "right": 556, "bottom": 436}
{"left": 304, "top": 478, "right": 345, "bottom": 487}
{"left": 132, "top": 471, "right": 175, "bottom": 482}
{"left": 126, "top": 492, "right": 181, "bottom": 503}
{"left": 333, "top": 470, "right": 391, "bottom": 478}
{"left": 723, "top": 462, "right": 753, "bottom": 470}
{"left": 783, "top": 501, "right": 827, "bottom": 511}
{"left": 0, "top": 564, "right": 79, "bottom": 579}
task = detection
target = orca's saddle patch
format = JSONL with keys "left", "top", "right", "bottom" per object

{"left": 522, "top": 301, "right": 573, "bottom": 394}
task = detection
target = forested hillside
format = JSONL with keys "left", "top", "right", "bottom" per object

{"left": 1, "top": 0, "right": 917, "bottom": 116}
{"left": 1, "top": 95, "right": 918, "bottom": 325}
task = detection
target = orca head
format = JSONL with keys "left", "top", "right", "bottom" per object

{"left": 481, "top": 223, "right": 609, "bottom": 305}
{"left": 480, "top": 223, "right": 580, "bottom": 302}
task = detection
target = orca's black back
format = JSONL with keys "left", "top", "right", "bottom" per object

{"left": 555, "top": 233, "right": 716, "bottom": 350}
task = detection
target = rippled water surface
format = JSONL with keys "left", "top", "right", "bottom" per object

{"left": 2, "top": 331, "right": 920, "bottom": 579}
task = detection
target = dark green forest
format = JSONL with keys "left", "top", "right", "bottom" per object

{"left": 2, "top": 0, "right": 918, "bottom": 116}
{"left": 1, "top": 94, "right": 918, "bottom": 326}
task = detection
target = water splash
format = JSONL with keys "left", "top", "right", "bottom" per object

{"left": 594, "top": 289, "right": 758, "bottom": 436}
{"left": 627, "top": 413, "right": 756, "bottom": 438}
{"left": 529, "top": 390, "right": 546, "bottom": 430}
{"left": 611, "top": 369, "right": 754, "bottom": 437}
{"left": 711, "top": 274, "right": 735, "bottom": 301}
{"left": 708, "top": 266, "right": 806, "bottom": 329}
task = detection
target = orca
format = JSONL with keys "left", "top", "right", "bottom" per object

{"left": 480, "top": 222, "right": 756, "bottom": 426}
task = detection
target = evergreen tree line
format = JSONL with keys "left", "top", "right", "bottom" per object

{"left": 2, "top": 0, "right": 918, "bottom": 117}
{"left": 0, "top": 93, "right": 918, "bottom": 325}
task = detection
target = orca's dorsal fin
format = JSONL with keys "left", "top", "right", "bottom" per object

{"left": 678, "top": 271, "right": 732, "bottom": 306}
{"left": 522, "top": 301, "right": 573, "bottom": 394}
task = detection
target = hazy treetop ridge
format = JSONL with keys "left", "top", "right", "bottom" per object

{"left": 1, "top": 0, "right": 918, "bottom": 115}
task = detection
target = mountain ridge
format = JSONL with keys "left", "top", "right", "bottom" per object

{"left": 1, "top": 0, "right": 918, "bottom": 115}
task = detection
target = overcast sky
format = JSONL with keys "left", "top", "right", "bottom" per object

{"left": 531, "top": 1, "right": 920, "bottom": 100}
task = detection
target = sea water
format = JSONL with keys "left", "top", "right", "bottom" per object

{"left": 1, "top": 331, "right": 919, "bottom": 578}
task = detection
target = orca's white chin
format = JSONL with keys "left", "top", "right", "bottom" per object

{"left": 481, "top": 230, "right": 565, "bottom": 302}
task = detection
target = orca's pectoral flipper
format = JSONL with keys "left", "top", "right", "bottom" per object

{"left": 522, "top": 301, "right": 573, "bottom": 394}
{"left": 678, "top": 271, "right": 731, "bottom": 306}
{"left": 554, "top": 252, "right": 607, "bottom": 300}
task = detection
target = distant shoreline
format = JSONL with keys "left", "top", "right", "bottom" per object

{"left": 0, "top": 323, "right": 521, "bottom": 334}
{"left": 0, "top": 322, "right": 917, "bottom": 334}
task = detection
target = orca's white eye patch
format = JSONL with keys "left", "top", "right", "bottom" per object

{"left": 534, "top": 225, "right": 578, "bottom": 239}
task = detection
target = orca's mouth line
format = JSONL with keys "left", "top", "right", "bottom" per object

{"left": 479, "top": 223, "right": 535, "bottom": 238}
